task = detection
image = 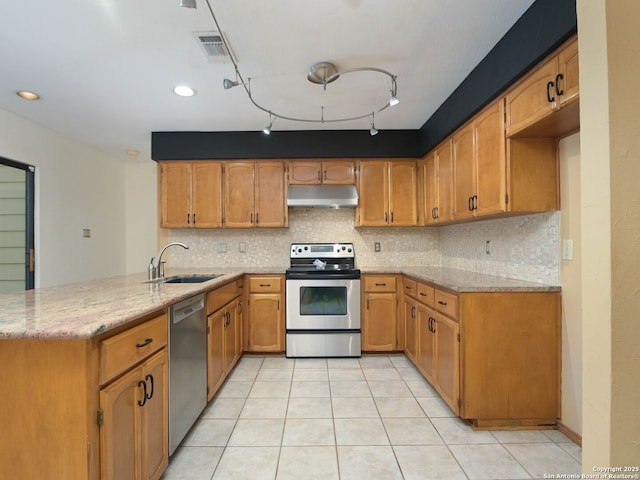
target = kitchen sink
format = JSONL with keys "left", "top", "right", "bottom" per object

{"left": 145, "top": 274, "right": 222, "bottom": 284}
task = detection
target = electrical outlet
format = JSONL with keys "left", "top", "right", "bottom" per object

{"left": 217, "top": 242, "right": 227, "bottom": 254}
{"left": 374, "top": 242, "right": 381, "bottom": 252}
{"left": 239, "top": 242, "right": 246, "bottom": 253}
{"left": 485, "top": 240, "right": 491, "bottom": 254}
{"left": 82, "top": 228, "right": 91, "bottom": 238}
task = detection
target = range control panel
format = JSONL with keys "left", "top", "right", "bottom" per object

{"left": 290, "top": 243, "right": 355, "bottom": 258}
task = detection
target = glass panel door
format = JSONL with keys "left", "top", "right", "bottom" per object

{"left": 0, "top": 158, "right": 35, "bottom": 292}
{"left": 299, "top": 286, "right": 347, "bottom": 315}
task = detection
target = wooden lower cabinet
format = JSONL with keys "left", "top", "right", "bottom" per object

{"left": 0, "top": 310, "right": 170, "bottom": 480}
{"left": 403, "top": 276, "right": 560, "bottom": 427}
{"left": 246, "top": 275, "right": 285, "bottom": 352}
{"left": 459, "top": 292, "right": 560, "bottom": 427}
{"left": 207, "top": 279, "right": 244, "bottom": 400}
{"left": 100, "top": 349, "right": 168, "bottom": 480}
{"left": 362, "top": 275, "right": 399, "bottom": 351}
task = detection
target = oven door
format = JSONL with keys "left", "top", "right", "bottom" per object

{"left": 286, "top": 278, "right": 361, "bottom": 330}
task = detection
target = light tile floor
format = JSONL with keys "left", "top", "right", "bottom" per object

{"left": 161, "top": 355, "right": 581, "bottom": 480}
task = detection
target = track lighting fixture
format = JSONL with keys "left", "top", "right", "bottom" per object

{"left": 180, "top": 0, "right": 197, "bottom": 8}
{"left": 263, "top": 114, "right": 275, "bottom": 135}
{"left": 185, "top": 0, "right": 399, "bottom": 134}
{"left": 369, "top": 114, "right": 378, "bottom": 136}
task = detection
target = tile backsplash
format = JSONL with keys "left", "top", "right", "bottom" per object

{"left": 167, "top": 209, "right": 559, "bottom": 285}
{"left": 439, "top": 211, "right": 560, "bottom": 284}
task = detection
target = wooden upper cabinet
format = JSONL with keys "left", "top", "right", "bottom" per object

{"left": 505, "top": 36, "right": 579, "bottom": 137}
{"left": 357, "top": 161, "right": 389, "bottom": 226}
{"left": 421, "top": 143, "right": 454, "bottom": 226}
{"left": 255, "top": 161, "right": 287, "bottom": 227}
{"left": 452, "top": 123, "right": 475, "bottom": 221}
{"left": 223, "top": 162, "right": 255, "bottom": 228}
{"left": 288, "top": 160, "right": 355, "bottom": 185}
{"left": 223, "top": 161, "right": 287, "bottom": 228}
{"left": 159, "top": 161, "right": 222, "bottom": 229}
{"left": 322, "top": 160, "right": 356, "bottom": 184}
{"left": 356, "top": 160, "right": 417, "bottom": 226}
{"left": 389, "top": 161, "right": 418, "bottom": 226}
{"left": 452, "top": 100, "right": 506, "bottom": 221}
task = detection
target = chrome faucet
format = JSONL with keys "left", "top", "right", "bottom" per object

{"left": 148, "top": 242, "right": 189, "bottom": 280}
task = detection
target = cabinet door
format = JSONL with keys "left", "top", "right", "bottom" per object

{"left": 160, "top": 162, "right": 191, "bottom": 228}
{"left": 207, "top": 309, "right": 226, "bottom": 401}
{"left": 433, "top": 313, "right": 460, "bottom": 415}
{"left": 100, "top": 368, "right": 140, "bottom": 480}
{"left": 505, "top": 57, "right": 557, "bottom": 136}
{"left": 289, "top": 161, "right": 322, "bottom": 184}
{"left": 436, "top": 139, "right": 454, "bottom": 223}
{"left": 322, "top": 160, "right": 356, "bottom": 184}
{"left": 474, "top": 101, "right": 506, "bottom": 216}
{"left": 452, "top": 123, "right": 475, "bottom": 221}
{"left": 404, "top": 297, "right": 418, "bottom": 363}
{"left": 356, "top": 161, "right": 389, "bottom": 226}
{"left": 139, "top": 350, "right": 169, "bottom": 480}
{"left": 223, "top": 162, "right": 254, "bottom": 228}
{"left": 224, "top": 300, "right": 241, "bottom": 374}
{"left": 557, "top": 38, "right": 579, "bottom": 107}
{"left": 255, "top": 161, "right": 287, "bottom": 227}
{"left": 363, "top": 292, "right": 397, "bottom": 351}
{"left": 389, "top": 160, "right": 418, "bottom": 226}
{"left": 421, "top": 153, "right": 438, "bottom": 225}
{"left": 248, "top": 293, "right": 283, "bottom": 352}
{"left": 192, "top": 162, "right": 222, "bottom": 228}
{"left": 418, "top": 305, "right": 435, "bottom": 383}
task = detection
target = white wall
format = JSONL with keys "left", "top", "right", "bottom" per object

{"left": 0, "top": 108, "right": 127, "bottom": 287}
{"left": 124, "top": 160, "right": 159, "bottom": 274}
{"left": 559, "top": 133, "right": 582, "bottom": 436}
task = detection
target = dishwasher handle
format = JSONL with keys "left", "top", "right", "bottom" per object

{"left": 172, "top": 295, "right": 205, "bottom": 324}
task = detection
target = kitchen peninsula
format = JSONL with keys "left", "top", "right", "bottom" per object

{"left": 0, "top": 267, "right": 560, "bottom": 480}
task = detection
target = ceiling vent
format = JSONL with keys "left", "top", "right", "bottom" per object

{"left": 193, "top": 31, "right": 235, "bottom": 63}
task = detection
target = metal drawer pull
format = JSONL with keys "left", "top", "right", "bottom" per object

{"left": 136, "top": 338, "right": 153, "bottom": 348}
{"left": 145, "top": 374, "right": 154, "bottom": 400}
{"left": 419, "top": 292, "right": 427, "bottom": 297}
{"left": 375, "top": 283, "right": 387, "bottom": 286}
{"left": 260, "top": 283, "right": 271, "bottom": 287}
{"left": 438, "top": 300, "right": 447, "bottom": 306}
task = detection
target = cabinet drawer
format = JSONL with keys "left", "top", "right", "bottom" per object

{"left": 403, "top": 278, "right": 417, "bottom": 298}
{"left": 364, "top": 275, "right": 397, "bottom": 292}
{"left": 417, "top": 283, "right": 435, "bottom": 307}
{"left": 100, "top": 313, "right": 168, "bottom": 385}
{"left": 207, "top": 279, "right": 242, "bottom": 314}
{"left": 434, "top": 289, "right": 458, "bottom": 319}
{"left": 249, "top": 275, "right": 282, "bottom": 293}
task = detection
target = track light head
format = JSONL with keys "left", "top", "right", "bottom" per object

{"left": 223, "top": 78, "right": 239, "bottom": 89}
{"left": 389, "top": 93, "right": 399, "bottom": 106}
{"left": 370, "top": 127, "right": 378, "bottom": 136}
{"left": 180, "top": 0, "right": 197, "bottom": 8}
{"left": 263, "top": 114, "right": 275, "bottom": 135}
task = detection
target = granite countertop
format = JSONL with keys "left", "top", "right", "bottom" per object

{"left": 0, "top": 268, "right": 254, "bottom": 340}
{"left": 360, "top": 266, "right": 561, "bottom": 293}
{"left": 0, "top": 266, "right": 558, "bottom": 341}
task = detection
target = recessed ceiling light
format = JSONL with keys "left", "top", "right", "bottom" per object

{"left": 17, "top": 91, "right": 40, "bottom": 100}
{"left": 173, "top": 85, "right": 196, "bottom": 97}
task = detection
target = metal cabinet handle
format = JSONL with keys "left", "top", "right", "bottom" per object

{"left": 419, "top": 292, "right": 427, "bottom": 297}
{"left": 145, "top": 374, "right": 154, "bottom": 400}
{"left": 136, "top": 338, "right": 153, "bottom": 348}
{"left": 187, "top": 213, "right": 191, "bottom": 224}
{"left": 390, "top": 212, "right": 394, "bottom": 223}
{"left": 411, "top": 305, "right": 416, "bottom": 319}
{"left": 555, "top": 73, "right": 564, "bottom": 96}
{"left": 137, "top": 381, "right": 147, "bottom": 407}
{"left": 438, "top": 300, "right": 447, "bottom": 306}
{"left": 546, "top": 81, "right": 555, "bottom": 103}
{"left": 384, "top": 212, "right": 388, "bottom": 223}
{"left": 193, "top": 213, "right": 196, "bottom": 225}
{"left": 260, "top": 283, "right": 271, "bottom": 287}
{"left": 468, "top": 196, "right": 473, "bottom": 211}
{"left": 256, "top": 213, "right": 259, "bottom": 224}
{"left": 375, "top": 283, "right": 387, "bottom": 286}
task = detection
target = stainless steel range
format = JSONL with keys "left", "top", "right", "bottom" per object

{"left": 286, "top": 243, "right": 361, "bottom": 357}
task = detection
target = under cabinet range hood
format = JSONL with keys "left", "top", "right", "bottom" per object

{"left": 286, "top": 185, "right": 358, "bottom": 208}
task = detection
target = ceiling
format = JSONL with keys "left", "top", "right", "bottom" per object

{"left": 0, "top": 0, "right": 536, "bottom": 162}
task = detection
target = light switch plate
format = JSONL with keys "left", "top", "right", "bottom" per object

{"left": 562, "top": 239, "right": 574, "bottom": 260}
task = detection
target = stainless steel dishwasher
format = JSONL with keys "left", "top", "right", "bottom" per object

{"left": 169, "top": 293, "right": 207, "bottom": 455}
